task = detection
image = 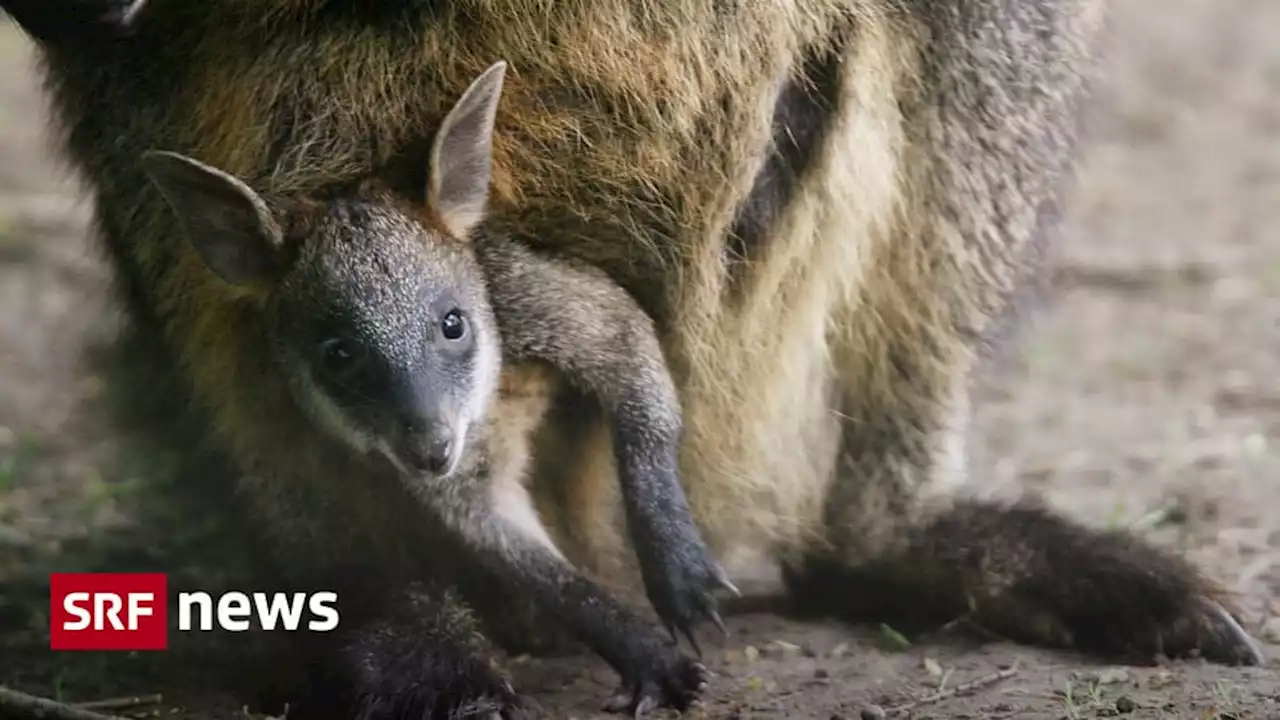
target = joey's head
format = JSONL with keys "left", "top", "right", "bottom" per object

{"left": 141, "top": 61, "right": 511, "bottom": 480}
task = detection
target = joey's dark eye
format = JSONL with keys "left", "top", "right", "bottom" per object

{"left": 440, "top": 309, "right": 467, "bottom": 341}
{"left": 318, "top": 338, "right": 361, "bottom": 376}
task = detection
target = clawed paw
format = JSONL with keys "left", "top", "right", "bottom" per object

{"left": 601, "top": 655, "right": 709, "bottom": 718}
{"left": 637, "top": 538, "right": 739, "bottom": 658}
{"left": 984, "top": 514, "right": 1271, "bottom": 669}
{"left": 1172, "top": 598, "right": 1266, "bottom": 666}
{"left": 1062, "top": 589, "right": 1266, "bottom": 668}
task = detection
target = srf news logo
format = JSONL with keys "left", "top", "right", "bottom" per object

{"left": 49, "top": 573, "right": 339, "bottom": 651}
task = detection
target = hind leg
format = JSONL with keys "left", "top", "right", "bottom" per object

{"left": 783, "top": 379, "right": 1264, "bottom": 666}
{"left": 775, "top": 0, "right": 1255, "bottom": 668}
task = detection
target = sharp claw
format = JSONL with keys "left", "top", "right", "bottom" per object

{"left": 603, "top": 685, "right": 637, "bottom": 713}
{"left": 116, "top": 0, "right": 147, "bottom": 27}
{"left": 633, "top": 694, "right": 658, "bottom": 719}
{"left": 709, "top": 609, "right": 729, "bottom": 638}
{"left": 715, "top": 566, "right": 741, "bottom": 597}
{"left": 663, "top": 621, "right": 679, "bottom": 646}
{"left": 1209, "top": 601, "right": 1267, "bottom": 665}
{"left": 682, "top": 626, "right": 703, "bottom": 659}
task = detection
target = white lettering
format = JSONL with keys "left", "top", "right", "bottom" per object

{"left": 96, "top": 593, "right": 123, "bottom": 630}
{"left": 126, "top": 592, "right": 154, "bottom": 630}
{"left": 166, "top": 590, "right": 342, "bottom": 632}
{"left": 62, "top": 592, "right": 92, "bottom": 631}
{"left": 253, "top": 592, "right": 306, "bottom": 631}
{"left": 177, "top": 591, "right": 214, "bottom": 631}
{"left": 307, "top": 592, "right": 339, "bottom": 632}
{"left": 217, "top": 592, "right": 251, "bottom": 632}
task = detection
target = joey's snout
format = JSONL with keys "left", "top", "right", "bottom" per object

{"left": 396, "top": 415, "right": 461, "bottom": 477}
{"left": 381, "top": 372, "right": 470, "bottom": 478}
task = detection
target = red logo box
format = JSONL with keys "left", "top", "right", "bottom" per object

{"left": 49, "top": 573, "right": 169, "bottom": 650}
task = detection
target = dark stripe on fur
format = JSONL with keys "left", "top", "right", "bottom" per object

{"left": 723, "top": 35, "right": 844, "bottom": 286}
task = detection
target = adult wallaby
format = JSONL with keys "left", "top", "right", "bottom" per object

{"left": 2, "top": 0, "right": 1263, "bottom": 716}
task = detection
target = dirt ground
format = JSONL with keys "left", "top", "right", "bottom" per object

{"left": 2, "top": 2, "right": 1279, "bottom": 718}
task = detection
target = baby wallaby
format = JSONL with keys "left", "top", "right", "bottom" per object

{"left": 140, "top": 61, "right": 731, "bottom": 714}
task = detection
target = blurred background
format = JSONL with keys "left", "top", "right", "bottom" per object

{"left": 0, "top": 2, "right": 1277, "bottom": 718}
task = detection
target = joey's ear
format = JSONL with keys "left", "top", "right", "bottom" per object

{"left": 428, "top": 60, "right": 507, "bottom": 240}
{"left": 140, "top": 150, "right": 284, "bottom": 287}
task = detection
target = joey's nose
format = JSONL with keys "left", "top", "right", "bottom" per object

{"left": 424, "top": 435, "right": 453, "bottom": 474}
{"left": 400, "top": 420, "right": 455, "bottom": 474}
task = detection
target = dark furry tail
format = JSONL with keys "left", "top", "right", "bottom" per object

{"left": 785, "top": 499, "right": 1265, "bottom": 666}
